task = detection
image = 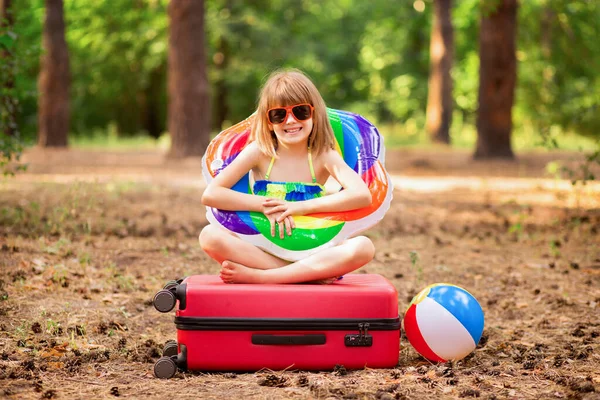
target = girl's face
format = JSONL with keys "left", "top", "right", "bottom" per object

{"left": 267, "top": 104, "right": 314, "bottom": 148}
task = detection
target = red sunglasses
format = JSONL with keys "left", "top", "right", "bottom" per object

{"left": 266, "top": 103, "right": 314, "bottom": 124}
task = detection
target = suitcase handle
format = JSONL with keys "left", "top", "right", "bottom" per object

{"left": 252, "top": 334, "right": 326, "bottom": 345}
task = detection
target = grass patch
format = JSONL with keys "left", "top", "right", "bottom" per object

{"left": 0, "top": 183, "right": 103, "bottom": 237}
{"left": 69, "top": 126, "right": 171, "bottom": 151}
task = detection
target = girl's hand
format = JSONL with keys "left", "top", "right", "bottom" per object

{"left": 262, "top": 199, "right": 307, "bottom": 222}
{"left": 262, "top": 206, "right": 295, "bottom": 239}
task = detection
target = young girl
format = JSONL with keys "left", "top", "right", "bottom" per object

{"left": 199, "top": 69, "right": 375, "bottom": 284}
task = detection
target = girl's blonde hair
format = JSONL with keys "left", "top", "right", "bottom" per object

{"left": 252, "top": 69, "right": 336, "bottom": 158}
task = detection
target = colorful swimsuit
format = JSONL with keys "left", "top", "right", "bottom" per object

{"left": 252, "top": 149, "right": 325, "bottom": 201}
{"left": 252, "top": 149, "right": 342, "bottom": 282}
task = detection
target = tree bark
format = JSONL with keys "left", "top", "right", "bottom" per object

{"left": 142, "top": 63, "right": 166, "bottom": 139}
{"left": 474, "top": 0, "right": 517, "bottom": 159}
{"left": 426, "top": 0, "right": 454, "bottom": 145}
{"left": 167, "top": 0, "right": 210, "bottom": 158}
{"left": 1, "top": 0, "right": 17, "bottom": 137}
{"left": 37, "top": 0, "right": 70, "bottom": 147}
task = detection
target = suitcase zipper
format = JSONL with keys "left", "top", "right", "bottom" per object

{"left": 174, "top": 317, "right": 400, "bottom": 331}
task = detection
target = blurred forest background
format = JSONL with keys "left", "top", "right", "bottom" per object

{"left": 1, "top": 0, "right": 599, "bottom": 165}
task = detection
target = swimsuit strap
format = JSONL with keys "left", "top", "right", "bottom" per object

{"left": 308, "top": 148, "right": 317, "bottom": 183}
{"left": 264, "top": 148, "right": 318, "bottom": 184}
{"left": 264, "top": 156, "right": 276, "bottom": 180}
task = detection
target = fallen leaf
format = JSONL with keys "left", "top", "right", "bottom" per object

{"left": 47, "top": 361, "right": 65, "bottom": 370}
{"left": 40, "top": 343, "right": 69, "bottom": 359}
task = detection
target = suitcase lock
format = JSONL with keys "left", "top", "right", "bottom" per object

{"left": 345, "top": 322, "right": 373, "bottom": 347}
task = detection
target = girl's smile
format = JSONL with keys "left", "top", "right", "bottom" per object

{"left": 283, "top": 126, "right": 302, "bottom": 134}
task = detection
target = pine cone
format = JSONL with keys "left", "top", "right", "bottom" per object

{"left": 258, "top": 374, "right": 288, "bottom": 388}
{"left": 297, "top": 375, "right": 309, "bottom": 387}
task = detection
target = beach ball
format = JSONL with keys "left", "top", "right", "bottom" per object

{"left": 403, "top": 283, "right": 484, "bottom": 362}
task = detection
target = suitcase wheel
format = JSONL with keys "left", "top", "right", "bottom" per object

{"left": 153, "top": 289, "right": 177, "bottom": 313}
{"left": 154, "top": 356, "right": 177, "bottom": 379}
{"left": 162, "top": 340, "right": 178, "bottom": 357}
{"left": 163, "top": 280, "right": 179, "bottom": 290}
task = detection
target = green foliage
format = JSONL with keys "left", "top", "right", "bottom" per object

{"left": 508, "top": 210, "right": 527, "bottom": 240}
{"left": 1, "top": 5, "right": 33, "bottom": 174}
{"left": 0, "top": 133, "right": 27, "bottom": 175}
{"left": 12, "top": 0, "right": 169, "bottom": 139}
{"left": 409, "top": 250, "right": 423, "bottom": 286}
{"left": 6, "top": 0, "right": 600, "bottom": 148}
{"left": 46, "top": 318, "right": 62, "bottom": 336}
{"left": 558, "top": 149, "right": 600, "bottom": 186}
{"left": 480, "top": 0, "right": 502, "bottom": 17}
{"left": 518, "top": 0, "right": 600, "bottom": 139}
{"left": 549, "top": 238, "right": 561, "bottom": 258}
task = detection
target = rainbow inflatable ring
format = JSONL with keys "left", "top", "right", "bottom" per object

{"left": 201, "top": 108, "right": 393, "bottom": 262}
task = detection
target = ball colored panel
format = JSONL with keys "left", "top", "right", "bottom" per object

{"left": 415, "top": 297, "right": 477, "bottom": 361}
{"left": 404, "top": 304, "right": 446, "bottom": 363}
{"left": 427, "top": 285, "right": 485, "bottom": 344}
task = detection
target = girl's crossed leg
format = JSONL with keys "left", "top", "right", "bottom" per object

{"left": 199, "top": 225, "right": 374, "bottom": 284}
{"left": 199, "top": 224, "right": 290, "bottom": 271}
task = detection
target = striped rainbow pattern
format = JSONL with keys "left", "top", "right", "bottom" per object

{"left": 201, "top": 108, "right": 393, "bottom": 261}
{"left": 403, "top": 284, "right": 485, "bottom": 362}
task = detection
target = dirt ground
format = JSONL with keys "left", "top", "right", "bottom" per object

{"left": 0, "top": 147, "right": 599, "bottom": 400}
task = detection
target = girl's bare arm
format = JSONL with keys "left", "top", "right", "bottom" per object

{"left": 303, "top": 148, "right": 372, "bottom": 213}
{"left": 201, "top": 143, "right": 266, "bottom": 212}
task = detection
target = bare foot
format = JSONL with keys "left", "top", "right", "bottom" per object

{"left": 219, "top": 260, "right": 266, "bottom": 284}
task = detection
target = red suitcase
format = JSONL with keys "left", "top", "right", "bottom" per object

{"left": 152, "top": 274, "right": 400, "bottom": 378}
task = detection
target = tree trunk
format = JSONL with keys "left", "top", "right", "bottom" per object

{"left": 426, "top": 0, "right": 454, "bottom": 145}
{"left": 142, "top": 63, "right": 166, "bottom": 139}
{"left": 37, "top": 0, "right": 69, "bottom": 147}
{"left": 474, "top": 0, "right": 517, "bottom": 159}
{"left": 1, "top": 0, "right": 17, "bottom": 137}
{"left": 167, "top": 0, "right": 210, "bottom": 158}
